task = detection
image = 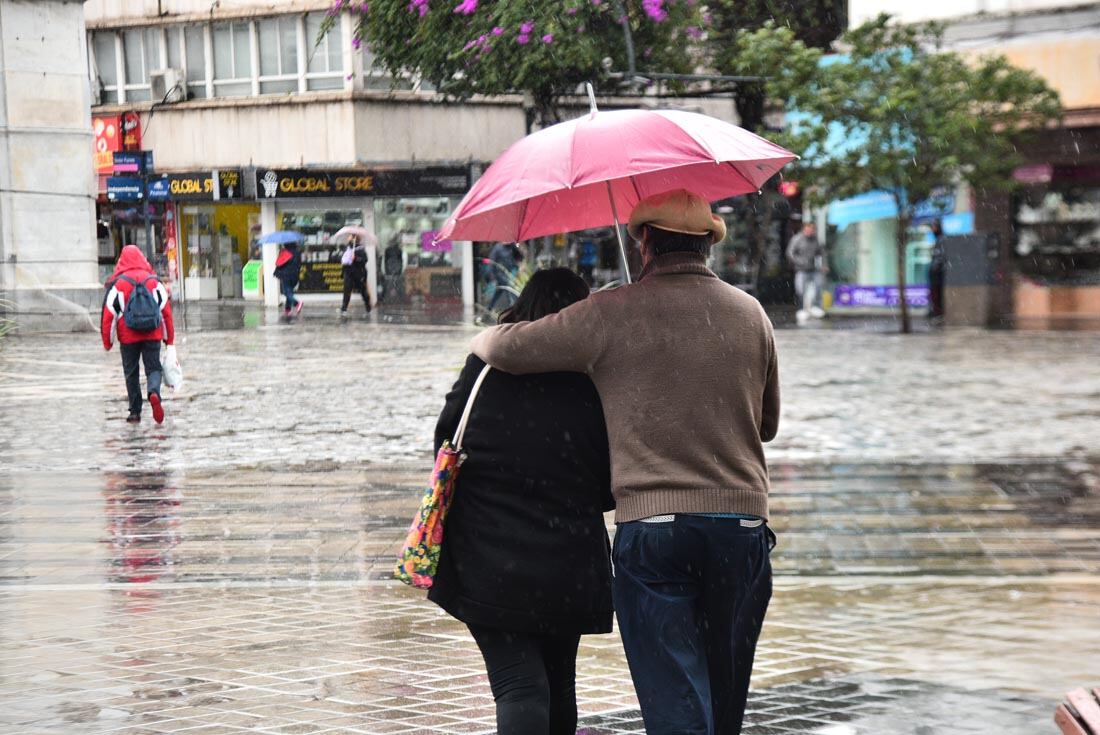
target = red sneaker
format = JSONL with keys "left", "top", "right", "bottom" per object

{"left": 149, "top": 393, "right": 165, "bottom": 424}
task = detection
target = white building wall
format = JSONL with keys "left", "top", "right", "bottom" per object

{"left": 848, "top": 0, "right": 1086, "bottom": 25}
{"left": 0, "top": 0, "right": 100, "bottom": 328}
{"left": 85, "top": 0, "right": 331, "bottom": 25}
{"left": 354, "top": 100, "right": 525, "bottom": 164}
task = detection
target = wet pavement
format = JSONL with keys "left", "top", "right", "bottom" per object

{"left": 2, "top": 308, "right": 1100, "bottom": 733}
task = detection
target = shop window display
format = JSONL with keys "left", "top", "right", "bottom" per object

{"left": 374, "top": 197, "right": 459, "bottom": 303}
{"left": 279, "top": 209, "right": 364, "bottom": 294}
{"left": 1015, "top": 181, "right": 1100, "bottom": 284}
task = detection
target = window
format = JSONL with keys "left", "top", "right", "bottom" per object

{"left": 166, "top": 27, "right": 182, "bottom": 70}
{"left": 258, "top": 16, "right": 299, "bottom": 94}
{"left": 122, "top": 27, "right": 159, "bottom": 101}
{"left": 361, "top": 46, "right": 412, "bottom": 92}
{"left": 213, "top": 22, "right": 251, "bottom": 97}
{"left": 91, "top": 32, "right": 119, "bottom": 103}
{"left": 305, "top": 13, "right": 344, "bottom": 91}
{"left": 184, "top": 26, "right": 208, "bottom": 99}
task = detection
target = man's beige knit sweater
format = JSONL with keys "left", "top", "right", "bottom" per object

{"left": 471, "top": 252, "right": 780, "bottom": 523}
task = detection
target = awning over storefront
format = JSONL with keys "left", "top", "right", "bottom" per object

{"left": 827, "top": 189, "right": 974, "bottom": 234}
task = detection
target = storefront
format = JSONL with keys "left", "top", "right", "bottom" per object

{"left": 148, "top": 170, "right": 259, "bottom": 301}
{"left": 254, "top": 166, "right": 473, "bottom": 305}
{"left": 1011, "top": 161, "right": 1100, "bottom": 321}
{"left": 100, "top": 173, "right": 170, "bottom": 283}
{"left": 825, "top": 186, "right": 974, "bottom": 311}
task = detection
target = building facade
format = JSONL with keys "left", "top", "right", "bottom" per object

{"left": 842, "top": 0, "right": 1100, "bottom": 325}
{"left": 82, "top": 0, "right": 743, "bottom": 311}
{"left": 0, "top": 0, "right": 101, "bottom": 330}
{"left": 83, "top": 0, "right": 534, "bottom": 309}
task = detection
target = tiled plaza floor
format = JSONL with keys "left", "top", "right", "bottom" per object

{"left": 2, "top": 317, "right": 1100, "bottom": 733}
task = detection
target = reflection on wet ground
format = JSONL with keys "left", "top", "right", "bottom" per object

{"left": 2, "top": 317, "right": 1099, "bottom": 733}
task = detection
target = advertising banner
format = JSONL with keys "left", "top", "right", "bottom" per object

{"left": 93, "top": 115, "right": 122, "bottom": 173}
{"left": 833, "top": 284, "right": 929, "bottom": 308}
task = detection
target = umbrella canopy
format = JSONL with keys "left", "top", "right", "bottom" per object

{"left": 257, "top": 230, "right": 304, "bottom": 245}
{"left": 436, "top": 107, "right": 797, "bottom": 245}
{"left": 333, "top": 226, "right": 378, "bottom": 247}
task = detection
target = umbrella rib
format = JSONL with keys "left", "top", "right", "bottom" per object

{"left": 516, "top": 196, "right": 532, "bottom": 243}
{"left": 726, "top": 161, "right": 757, "bottom": 191}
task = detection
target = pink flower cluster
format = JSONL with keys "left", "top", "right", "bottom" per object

{"left": 408, "top": 0, "right": 429, "bottom": 17}
{"left": 516, "top": 20, "right": 534, "bottom": 45}
{"left": 642, "top": 0, "right": 667, "bottom": 22}
{"left": 453, "top": 0, "right": 476, "bottom": 14}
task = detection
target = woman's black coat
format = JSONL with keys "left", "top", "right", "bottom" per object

{"left": 428, "top": 354, "right": 613, "bottom": 635}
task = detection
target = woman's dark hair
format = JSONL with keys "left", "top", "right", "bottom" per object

{"left": 642, "top": 224, "right": 712, "bottom": 256}
{"left": 499, "top": 268, "right": 590, "bottom": 324}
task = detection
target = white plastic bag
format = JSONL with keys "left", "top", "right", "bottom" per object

{"left": 163, "top": 344, "right": 183, "bottom": 390}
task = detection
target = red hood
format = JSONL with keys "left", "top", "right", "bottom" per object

{"left": 108, "top": 245, "right": 153, "bottom": 284}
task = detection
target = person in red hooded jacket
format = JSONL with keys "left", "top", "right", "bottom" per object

{"left": 101, "top": 245, "right": 175, "bottom": 424}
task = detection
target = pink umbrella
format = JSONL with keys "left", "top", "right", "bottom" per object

{"left": 436, "top": 88, "right": 797, "bottom": 282}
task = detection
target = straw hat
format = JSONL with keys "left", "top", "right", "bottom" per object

{"left": 627, "top": 189, "right": 726, "bottom": 244}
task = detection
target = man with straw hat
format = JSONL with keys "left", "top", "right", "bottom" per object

{"left": 471, "top": 189, "right": 780, "bottom": 735}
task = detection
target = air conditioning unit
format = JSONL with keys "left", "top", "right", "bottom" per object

{"left": 150, "top": 69, "right": 185, "bottom": 103}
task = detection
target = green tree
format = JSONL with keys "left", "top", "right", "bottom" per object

{"left": 782, "top": 14, "right": 1061, "bottom": 332}
{"left": 319, "top": 0, "right": 705, "bottom": 129}
{"left": 709, "top": 22, "right": 823, "bottom": 292}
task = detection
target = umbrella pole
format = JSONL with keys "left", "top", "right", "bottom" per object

{"left": 606, "top": 181, "right": 632, "bottom": 285}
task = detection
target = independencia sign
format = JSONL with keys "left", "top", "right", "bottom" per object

{"left": 254, "top": 167, "right": 471, "bottom": 199}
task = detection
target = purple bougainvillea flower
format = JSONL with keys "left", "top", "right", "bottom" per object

{"left": 453, "top": 0, "right": 477, "bottom": 15}
{"left": 642, "top": 0, "right": 667, "bottom": 22}
{"left": 541, "top": 33, "right": 553, "bottom": 43}
{"left": 352, "top": 36, "right": 362, "bottom": 49}
{"left": 407, "top": 0, "right": 429, "bottom": 17}
{"left": 519, "top": 20, "right": 535, "bottom": 34}
{"left": 516, "top": 33, "right": 530, "bottom": 45}
{"left": 685, "top": 26, "right": 703, "bottom": 39}
{"left": 591, "top": 0, "right": 601, "bottom": 5}
{"left": 491, "top": 26, "right": 504, "bottom": 35}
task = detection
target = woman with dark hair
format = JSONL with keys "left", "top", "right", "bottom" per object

{"left": 429, "top": 268, "right": 612, "bottom": 735}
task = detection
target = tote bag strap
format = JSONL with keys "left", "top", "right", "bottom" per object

{"left": 452, "top": 364, "right": 492, "bottom": 451}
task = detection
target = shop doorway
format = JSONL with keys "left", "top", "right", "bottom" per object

{"left": 180, "top": 204, "right": 259, "bottom": 299}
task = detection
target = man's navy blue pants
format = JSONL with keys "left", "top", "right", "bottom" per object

{"left": 613, "top": 514, "right": 773, "bottom": 735}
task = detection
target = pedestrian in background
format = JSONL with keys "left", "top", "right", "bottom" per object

{"left": 382, "top": 237, "right": 406, "bottom": 304}
{"left": 273, "top": 241, "right": 302, "bottom": 318}
{"left": 927, "top": 219, "right": 946, "bottom": 323}
{"left": 431, "top": 269, "right": 613, "bottom": 735}
{"left": 472, "top": 190, "right": 780, "bottom": 735}
{"left": 340, "top": 235, "right": 371, "bottom": 317}
{"left": 101, "top": 245, "right": 175, "bottom": 425}
{"left": 786, "top": 220, "right": 826, "bottom": 322}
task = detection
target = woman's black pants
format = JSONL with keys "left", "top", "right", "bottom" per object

{"left": 467, "top": 624, "right": 581, "bottom": 735}
{"left": 341, "top": 266, "right": 370, "bottom": 312}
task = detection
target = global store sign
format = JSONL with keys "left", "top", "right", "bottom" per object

{"left": 146, "top": 171, "right": 243, "bottom": 201}
{"left": 254, "top": 167, "right": 471, "bottom": 199}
